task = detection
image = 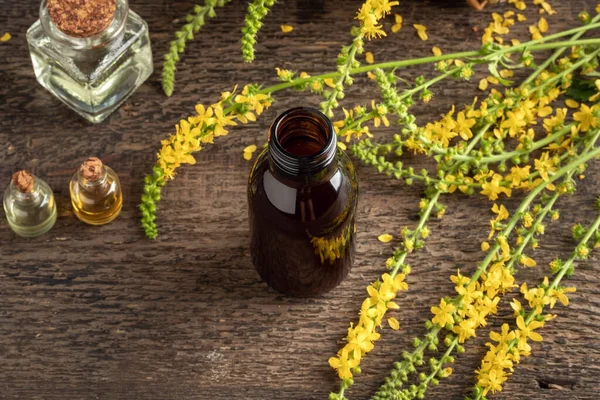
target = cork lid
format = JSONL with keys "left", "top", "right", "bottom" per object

{"left": 80, "top": 157, "right": 104, "bottom": 181}
{"left": 47, "top": 0, "right": 117, "bottom": 38}
{"left": 12, "top": 170, "right": 35, "bottom": 193}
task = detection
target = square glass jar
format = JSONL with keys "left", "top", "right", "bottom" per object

{"left": 26, "top": 0, "right": 153, "bottom": 123}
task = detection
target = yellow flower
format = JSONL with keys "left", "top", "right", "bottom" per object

{"left": 431, "top": 46, "right": 442, "bottom": 56}
{"left": 280, "top": 24, "right": 294, "bottom": 33}
{"left": 456, "top": 111, "right": 476, "bottom": 140}
{"left": 501, "top": 110, "right": 527, "bottom": 137}
{"left": 413, "top": 24, "right": 428, "bottom": 41}
{"left": 243, "top": 144, "right": 257, "bottom": 161}
{"left": 573, "top": 104, "right": 599, "bottom": 132}
{"left": 481, "top": 241, "right": 490, "bottom": 251}
{"left": 391, "top": 13, "right": 403, "bottom": 33}
{"left": 534, "top": 152, "right": 557, "bottom": 182}
{"left": 0, "top": 32, "right": 10, "bottom": 42}
{"left": 382, "top": 273, "right": 408, "bottom": 292}
{"left": 275, "top": 67, "right": 294, "bottom": 81}
{"left": 491, "top": 203, "right": 509, "bottom": 220}
{"left": 548, "top": 286, "right": 576, "bottom": 308}
{"left": 517, "top": 13, "right": 527, "bottom": 21}
{"left": 481, "top": 174, "right": 512, "bottom": 201}
{"left": 388, "top": 317, "right": 400, "bottom": 330}
{"left": 431, "top": 298, "right": 455, "bottom": 327}
{"left": 378, "top": 233, "right": 393, "bottom": 243}
{"left": 490, "top": 323, "right": 516, "bottom": 344}
{"left": 328, "top": 347, "right": 359, "bottom": 380}
{"left": 478, "top": 368, "right": 508, "bottom": 395}
{"left": 365, "top": 51, "right": 374, "bottom": 64}
{"left": 346, "top": 325, "right": 378, "bottom": 357}
{"left": 452, "top": 318, "right": 477, "bottom": 343}
{"left": 516, "top": 315, "right": 544, "bottom": 342}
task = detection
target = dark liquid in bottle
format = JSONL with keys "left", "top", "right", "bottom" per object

{"left": 248, "top": 108, "right": 358, "bottom": 297}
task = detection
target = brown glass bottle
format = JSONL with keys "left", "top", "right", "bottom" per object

{"left": 248, "top": 107, "right": 358, "bottom": 297}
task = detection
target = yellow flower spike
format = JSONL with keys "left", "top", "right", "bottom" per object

{"left": 0, "top": 32, "right": 10, "bottom": 42}
{"left": 378, "top": 234, "right": 393, "bottom": 243}
{"left": 478, "top": 79, "right": 489, "bottom": 91}
{"left": 413, "top": 24, "right": 428, "bottom": 41}
{"left": 365, "top": 51, "right": 375, "bottom": 64}
{"left": 388, "top": 317, "right": 400, "bottom": 330}
{"left": 391, "top": 14, "right": 403, "bottom": 33}
{"left": 280, "top": 24, "right": 293, "bottom": 33}
{"left": 565, "top": 99, "right": 579, "bottom": 109}
{"left": 538, "top": 17, "right": 548, "bottom": 33}
{"left": 431, "top": 46, "right": 442, "bottom": 56}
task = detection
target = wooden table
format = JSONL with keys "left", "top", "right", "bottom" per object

{"left": 1, "top": 1, "right": 599, "bottom": 399}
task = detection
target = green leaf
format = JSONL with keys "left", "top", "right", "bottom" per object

{"left": 566, "top": 76, "right": 597, "bottom": 101}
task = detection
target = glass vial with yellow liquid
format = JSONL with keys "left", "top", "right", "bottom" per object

{"left": 70, "top": 157, "right": 123, "bottom": 225}
{"left": 3, "top": 170, "right": 57, "bottom": 237}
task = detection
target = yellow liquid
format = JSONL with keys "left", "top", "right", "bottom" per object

{"left": 70, "top": 175, "right": 123, "bottom": 225}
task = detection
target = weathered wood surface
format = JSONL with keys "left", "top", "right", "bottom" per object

{"left": 1, "top": 1, "right": 599, "bottom": 399}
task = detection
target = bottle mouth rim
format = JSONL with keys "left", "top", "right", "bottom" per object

{"left": 268, "top": 107, "right": 337, "bottom": 176}
{"left": 39, "top": 0, "right": 128, "bottom": 49}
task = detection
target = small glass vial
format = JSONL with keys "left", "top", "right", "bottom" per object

{"left": 248, "top": 107, "right": 359, "bottom": 297}
{"left": 70, "top": 157, "right": 123, "bottom": 225}
{"left": 26, "top": 0, "right": 153, "bottom": 123}
{"left": 3, "top": 171, "right": 57, "bottom": 238}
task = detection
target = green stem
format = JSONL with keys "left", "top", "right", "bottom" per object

{"left": 259, "top": 36, "right": 600, "bottom": 95}
{"left": 522, "top": 13, "right": 600, "bottom": 86}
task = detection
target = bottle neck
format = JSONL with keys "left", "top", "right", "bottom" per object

{"left": 77, "top": 166, "right": 109, "bottom": 189}
{"left": 9, "top": 180, "right": 43, "bottom": 204}
{"left": 268, "top": 107, "right": 337, "bottom": 184}
{"left": 40, "top": 0, "right": 128, "bottom": 59}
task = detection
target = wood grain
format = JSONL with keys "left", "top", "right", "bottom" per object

{"left": 1, "top": 1, "right": 599, "bottom": 399}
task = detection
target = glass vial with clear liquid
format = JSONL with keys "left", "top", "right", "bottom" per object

{"left": 70, "top": 157, "right": 123, "bottom": 225}
{"left": 248, "top": 107, "right": 359, "bottom": 297}
{"left": 26, "top": 0, "right": 153, "bottom": 123}
{"left": 3, "top": 171, "right": 57, "bottom": 238}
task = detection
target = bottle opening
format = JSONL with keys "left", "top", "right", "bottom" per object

{"left": 269, "top": 107, "right": 336, "bottom": 176}
{"left": 277, "top": 115, "right": 329, "bottom": 157}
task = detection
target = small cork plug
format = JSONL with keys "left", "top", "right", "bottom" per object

{"left": 47, "top": 0, "right": 117, "bottom": 38}
{"left": 80, "top": 157, "right": 104, "bottom": 181}
{"left": 12, "top": 170, "right": 35, "bottom": 193}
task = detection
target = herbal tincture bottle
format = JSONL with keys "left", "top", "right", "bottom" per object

{"left": 3, "top": 171, "right": 57, "bottom": 238}
{"left": 26, "top": 0, "right": 153, "bottom": 123}
{"left": 69, "top": 157, "right": 123, "bottom": 225}
{"left": 248, "top": 107, "right": 359, "bottom": 297}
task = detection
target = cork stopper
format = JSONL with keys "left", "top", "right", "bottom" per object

{"left": 47, "top": 0, "right": 117, "bottom": 38}
{"left": 80, "top": 157, "right": 104, "bottom": 181}
{"left": 12, "top": 170, "right": 35, "bottom": 193}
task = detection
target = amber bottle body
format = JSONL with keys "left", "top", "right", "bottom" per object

{"left": 248, "top": 107, "right": 358, "bottom": 297}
